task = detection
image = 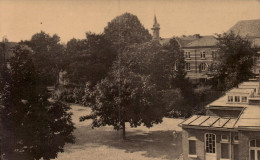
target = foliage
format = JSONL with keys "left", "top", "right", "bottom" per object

{"left": 104, "top": 12, "right": 152, "bottom": 52}
{"left": 161, "top": 38, "right": 198, "bottom": 117}
{"left": 20, "top": 31, "right": 65, "bottom": 86}
{"left": 0, "top": 45, "right": 75, "bottom": 160}
{"left": 213, "top": 32, "right": 257, "bottom": 90}
{"left": 52, "top": 85, "right": 85, "bottom": 104}
{"left": 80, "top": 65, "right": 165, "bottom": 139}
{"left": 64, "top": 33, "right": 116, "bottom": 86}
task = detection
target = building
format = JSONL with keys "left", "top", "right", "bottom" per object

{"left": 227, "top": 19, "right": 260, "bottom": 74}
{"left": 179, "top": 80, "right": 260, "bottom": 160}
{"left": 153, "top": 17, "right": 260, "bottom": 83}
{"left": 180, "top": 35, "right": 218, "bottom": 82}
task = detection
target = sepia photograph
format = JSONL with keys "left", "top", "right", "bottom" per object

{"left": 0, "top": 0, "right": 260, "bottom": 159}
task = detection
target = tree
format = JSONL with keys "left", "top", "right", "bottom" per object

{"left": 21, "top": 31, "right": 65, "bottom": 86}
{"left": 64, "top": 33, "right": 116, "bottom": 86}
{"left": 104, "top": 12, "right": 152, "bottom": 52}
{"left": 80, "top": 65, "right": 165, "bottom": 139}
{"left": 162, "top": 38, "right": 198, "bottom": 117}
{"left": 0, "top": 45, "right": 75, "bottom": 160}
{"left": 213, "top": 32, "right": 257, "bottom": 90}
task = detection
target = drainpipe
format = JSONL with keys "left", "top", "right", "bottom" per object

{"left": 230, "top": 131, "right": 232, "bottom": 160}
{"left": 195, "top": 49, "right": 197, "bottom": 83}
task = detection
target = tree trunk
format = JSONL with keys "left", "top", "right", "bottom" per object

{"left": 122, "top": 122, "right": 126, "bottom": 140}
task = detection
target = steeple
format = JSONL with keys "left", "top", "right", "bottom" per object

{"left": 152, "top": 15, "right": 160, "bottom": 40}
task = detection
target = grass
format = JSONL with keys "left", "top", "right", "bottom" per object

{"left": 53, "top": 104, "right": 184, "bottom": 160}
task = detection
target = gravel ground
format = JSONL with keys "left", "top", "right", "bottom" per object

{"left": 53, "top": 104, "right": 184, "bottom": 160}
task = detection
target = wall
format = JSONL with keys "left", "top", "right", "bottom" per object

{"left": 183, "top": 48, "right": 217, "bottom": 81}
{"left": 207, "top": 109, "right": 241, "bottom": 118}
{"left": 183, "top": 128, "right": 237, "bottom": 160}
{"left": 239, "top": 130, "right": 260, "bottom": 160}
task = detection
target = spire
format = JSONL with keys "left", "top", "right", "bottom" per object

{"left": 151, "top": 14, "right": 160, "bottom": 41}
{"left": 154, "top": 15, "right": 158, "bottom": 25}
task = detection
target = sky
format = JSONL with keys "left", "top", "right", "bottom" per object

{"left": 0, "top": 0, "right": 260, "bottom": 43}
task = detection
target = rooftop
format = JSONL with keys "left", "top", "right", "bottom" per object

{"left": 184, "top": 36, "right": 218, "bottom": 48}
{"left": 228, "top": 19, "right": 260, "bottom": 38}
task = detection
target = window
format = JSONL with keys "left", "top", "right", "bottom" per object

{"left": 189, "top": 140, "right": 196, "bottom": 155}
{"left": 249, "top": 139, "right": 260, "bottom": 160}
{"left": 200, "top": 63, "right": 206, "bottom": 71}
{"left": 235, "top": 96, "right": 240, "bottom": 102}
{"left": 212, "top": 51, "right": 217, "bottom": 59}
{"left": 186, "top": 63, "right": 190, "bottom": 71}
{"left": 205, "top": 133, "right": 216, "bottom": 153}
{"left": 186, "top": 52, "right": 191, "bottom": 58}
{"left": 242, "top": 96, "right": 247, "bottom": 102}
{"left": 250, "top": 139, "right": 260, "bottom": 147}
{"left": 221, "top": 134, "right": 229, "bottom": 142}
{"left": 234, "top": 135, "right": 239, "bottom": 143}
{"left": 221, "top": 143, "right": 230, "bottom": 159}
{"left": 201, "top": 52, "right": 206, "bottom": 59}
{"left": 228, "top": 96, "right": 233, "bottom": 102}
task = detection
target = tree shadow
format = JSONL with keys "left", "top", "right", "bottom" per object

{"left": 65, "top": 124, "right": 182, "bottom": 160}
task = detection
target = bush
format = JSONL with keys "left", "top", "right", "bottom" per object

{"left": 53, "top": 85, "right": 84, "bottom": 104}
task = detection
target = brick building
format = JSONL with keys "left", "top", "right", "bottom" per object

{"left": 153, "top": 17, "right": 260, "bottom": 83}
{"left": 179, "top": 80, "right": 260, "bottom": 160}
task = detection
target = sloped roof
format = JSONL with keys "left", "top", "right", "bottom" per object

{"left": 159, "top": 35, "right": 215, "bottom": 48}
{"left": 235, "top": 105, "right": 260, "bottom": 129}
{"left": 228, "top": 19, "right": 260, "bottom": 37}
{"left": 180, "top": 115, "right": 238, "bottom": 129}
{"left": 184, "top": 36, "right": 218, "bottom": 48}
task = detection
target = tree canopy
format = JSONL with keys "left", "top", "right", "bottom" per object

{"left": 80, "top": 64, "right": 164, "bottom": 139}
{"left": 213, "top": 32, "right": 257, "bottom": 90}
{"left": 21, "top": 31, "right": 65, "bottom": 85}
{"left": 64, "top": 33, "right": 116, "bottom": 86}
{"left": 0, "top": 45, "right": 75, "bottom": 160}
{"left": 104, "top": 12, "right": 152, "bottom": 52}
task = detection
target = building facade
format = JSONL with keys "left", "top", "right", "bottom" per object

{"left": 179, "top": 80, "right": 260, "bottom": 160}
{"left": 154, "top": 18, "right": 260, "bottom": 83}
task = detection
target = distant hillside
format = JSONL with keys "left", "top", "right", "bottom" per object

{"left": 228, "top": 19, "right": 260, "bottom": 37}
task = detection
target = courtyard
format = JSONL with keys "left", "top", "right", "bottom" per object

{"left": 54, "top": 104, "right": 183, "bottom": 160}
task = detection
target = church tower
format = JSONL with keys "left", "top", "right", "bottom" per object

{"left": 151, "top": 15, "right": 160, "bottom": 40}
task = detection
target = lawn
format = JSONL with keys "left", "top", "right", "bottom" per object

{"left": 54, "top": 104, "right": 184, "bottom": 160}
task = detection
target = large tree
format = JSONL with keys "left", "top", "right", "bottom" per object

{"left": 104, "top": 12, "right": 152, "bottom": 52}
{"left": 80, "top": 63, "right": 165, "bottom": 139}
{"left": 21, "top": 31, "right": 65, "bottom": 86}
{"left": 213, "top": 32, "right": 257, "bottom": 90}
{"left": 0, "top": 45, "right": 75, "bottom": 160}
{"left": 64, "top": 33, "right": 116, "bottom": 86}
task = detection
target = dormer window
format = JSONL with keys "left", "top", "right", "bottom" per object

{"left": 228, "top": 96, "right": 233, "bottom": 102}
{"left": 235, "top": 96, "right": 240, "bottom": 102}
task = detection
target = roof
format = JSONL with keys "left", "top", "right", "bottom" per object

{"left": 228, "top": 19, "right": 260, "bottom": 38}
{"left": 235, "top": 105, "right": 260, "bottom": 129}
{"left": 227, "top": 88, "right": 254, "bottom": 94}
{"left": 160, "top": 35, "right": 217, "bottom": 48}
{"left": 180, "top": 115, "right": 239, "bottom": 130}
{"left": 180, "top": 106, "right": 260, "bottom": 130}
{"left": 184, "top": 36, "right": 218, "bottom": 48}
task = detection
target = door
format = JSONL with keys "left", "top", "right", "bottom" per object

{"left": 205, "top": 133, "right": 217, "bottom": 160}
